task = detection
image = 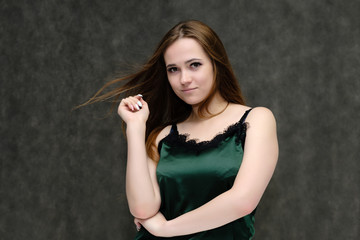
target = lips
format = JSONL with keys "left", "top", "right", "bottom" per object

{"left": 182, "top": 87, "right": 197, "bottom": 92}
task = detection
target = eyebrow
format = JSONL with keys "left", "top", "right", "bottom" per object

{"left": 166, "top": 58, "right": 202, "bottom": 68}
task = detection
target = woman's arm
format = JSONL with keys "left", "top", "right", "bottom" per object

{"left": 125, "top": 124, "right": 161, "bottom": 219}
{"left": 119, "top": 95, "right": 162, "bottom": 219}
{"left": 136, "top": 107, "right": 278, "bottom": 237}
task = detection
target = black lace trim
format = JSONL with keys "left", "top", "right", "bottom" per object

{"left": 158, "top": 109, "right": 252, "bottom": 154}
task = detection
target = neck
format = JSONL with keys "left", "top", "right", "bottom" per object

{"left": 190, "top": 92, "right": 228, "bottom": 120}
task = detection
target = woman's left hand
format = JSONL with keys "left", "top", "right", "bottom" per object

{"left": 135, "top": 212, "right": 168, "bottom": 237}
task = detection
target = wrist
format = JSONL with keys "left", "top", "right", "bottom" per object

{"left": 126, "top": 122, "right": 146, "bottom": 134}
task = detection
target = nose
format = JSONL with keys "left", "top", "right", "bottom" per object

{"left": 180, "top": 70, "right": 192, "bottom": 84}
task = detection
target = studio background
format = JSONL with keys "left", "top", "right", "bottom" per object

{"left": 1, "top": 0, "right": 359, "bottom": 239}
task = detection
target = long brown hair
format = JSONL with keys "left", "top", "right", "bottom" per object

{"left": 79, "top": 20, "right": 245, "bottom": 161}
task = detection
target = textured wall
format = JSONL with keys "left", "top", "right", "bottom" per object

{"left": 1, "top": 0, "right": 359, "bottom": 239}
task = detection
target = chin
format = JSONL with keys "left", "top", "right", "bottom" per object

{"left": 182, "top": 99, "right": 202, "bottom": 106}
{"left": 176, "top": 94, "right": 205, "bottom": 106}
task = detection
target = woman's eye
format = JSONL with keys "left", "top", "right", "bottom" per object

{"left": 167, "top": 67, "right": 177, "bottom": 73}
{"left": 190, "top": 62, "right": 202, "bottom": 69}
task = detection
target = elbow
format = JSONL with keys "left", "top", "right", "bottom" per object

{"left": 129, "top": 203, "right": 160, "bottom": 219}
{"left": 237, "top": 202, "right": 257, "bottom": 217}
{"left": 232, "top": 196, "right": 259, "bottom": 217}
{"left": 131, "top": 208, "right": 157, "bottom": 219}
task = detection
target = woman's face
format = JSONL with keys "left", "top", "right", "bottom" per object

{"left": 164, "top": 38, "right": 214, "bottom": 106}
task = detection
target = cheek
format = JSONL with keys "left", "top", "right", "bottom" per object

{"left": 167, "top": 74, "right": 178, "bottom": 86}
{"left": 200, "top": 72, "right": 214, "bottom": 87}
{"left": 167, "top": 77, "right": 178, "bottom": 92}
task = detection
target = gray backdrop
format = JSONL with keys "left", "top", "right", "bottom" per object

{"left": 1, "top": 0, "right": 359, "bottom": 239}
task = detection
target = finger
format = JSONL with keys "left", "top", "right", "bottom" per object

{"left": 134, "top": 218, "right": 142, "bottom": 231}
{"left": 137, "top": 95, "right": 149, "bottom": 110}
{"left": 120, "top": 98, "right": 135, "bottom": 111}
{"left": 127, "top": 96, "right": 144, "bottom": 111}
{"left": 133, "top": 94, "right": 144, "bottom": 109}
{"left": 121, "top": 97, "right": 141, "bottom": 111}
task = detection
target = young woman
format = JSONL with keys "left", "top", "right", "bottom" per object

{"left": 84, "top": 20, "right": 278, "bottom": 239}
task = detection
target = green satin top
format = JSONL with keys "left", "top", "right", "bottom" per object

{"left": 135, "top": 109, "right": 255, "bottom": 239}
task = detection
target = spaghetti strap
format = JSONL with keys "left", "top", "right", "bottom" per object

{"left": 239, "top": 108, "right": 252, "bottom": 125}
{"left": 170, "top": 124, "right": 178, "bottom": 133}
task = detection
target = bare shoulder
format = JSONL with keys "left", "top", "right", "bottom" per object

{"left": 155, "top": 125, "right": 172, "bottom": 146}
{"left": 228, "top": 104, "right": 274, "bottom": 122}
{"left": 246, "top": 107, "right": 277, "bottom": 133}
{"left": 225, "top": 104, "right": 252, "bottom": 122}
{"left": 248, "top": 107, "right": 276, "bottom": 120}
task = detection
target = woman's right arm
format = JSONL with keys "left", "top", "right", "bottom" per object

{"left": 118, "top": 95, "right": 161, "bottom": 219}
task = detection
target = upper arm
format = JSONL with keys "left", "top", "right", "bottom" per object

{"left": 232, "top": 107, "right": 279, "bottom": 210}
{"left": 146, "top": 125, "right": 173, "bottom": 210}
{"left": 147, "top": 157, "right": 161, "bottom": 210}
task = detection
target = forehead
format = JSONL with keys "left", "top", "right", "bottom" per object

{"left": 164, "top": 38, "right": 208, "bottom": 64}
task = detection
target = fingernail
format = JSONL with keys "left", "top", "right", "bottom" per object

{"left": 135, "top": 104, "right": 140, "bottom": 110}
{"left": 136, "top": 225, "right": 141, "bottom": 231}
{"left": 137, "top": 94, "right": 143, "bottom": 98}
{"left": 137, "top": 101, "right": 143, "bottom": 108}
